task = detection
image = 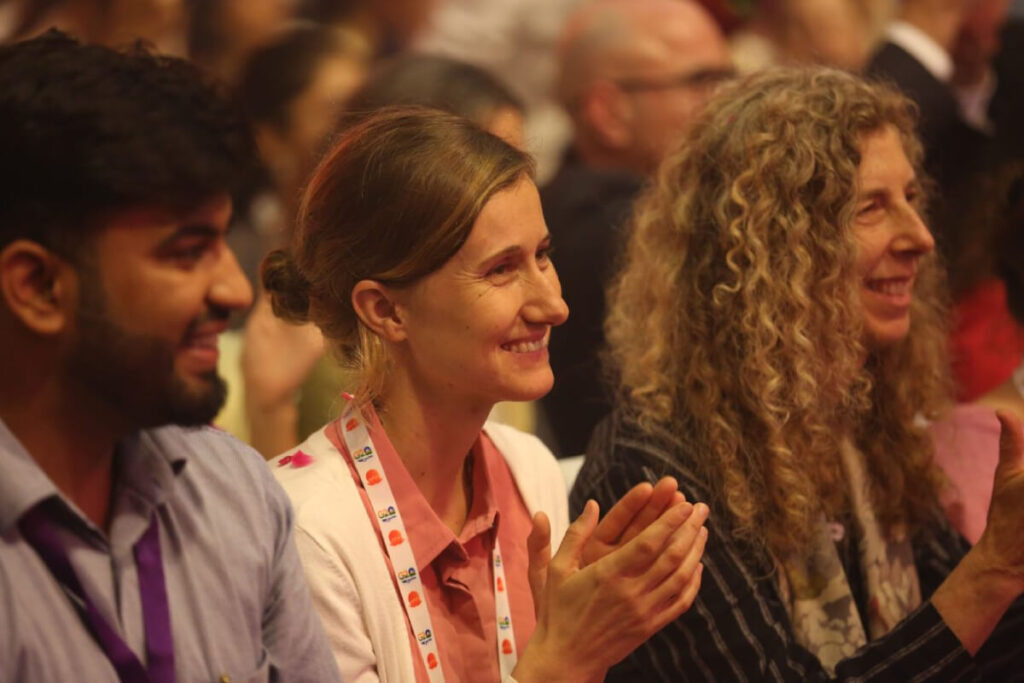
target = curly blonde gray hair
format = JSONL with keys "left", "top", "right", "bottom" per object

{"left": 606, "top": 67, "right": 951, "bottom": 559}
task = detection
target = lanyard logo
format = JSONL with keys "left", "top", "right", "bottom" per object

{"left": 339, "top": 407, "right": 518, "bottom": 682}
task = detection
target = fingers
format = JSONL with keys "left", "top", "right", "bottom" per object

{"left": 528, "top": 512, "right": 552, "bottom": 616}
{"left": 645, "top": 522, "right": 708, "bottom": 598}
{"left": 528, "top": 513, "right": 552, "bottom": 579}
{"left": 605, "top": 500, "right": 696, "bottom": 576}
{"left": 591, "top": 482, "right": 654, "bottom": 546}
{"left": 552, "top": 500, "right": 600, "bottom": 572}
{"left": 638, "top": 504, "right": 709, "bottom": 592}
{"left": 613, "top": 477, "right": 682, "bottom": 549}
{"left": 995, "top": 410, "right": 1024, "bottom": 476}
{"left": 652, "top": 564, "right": 704, "bottom": 630}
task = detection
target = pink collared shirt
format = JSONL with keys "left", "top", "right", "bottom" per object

{"left": 326, "top": 411, "right": 536, "bottom": 682}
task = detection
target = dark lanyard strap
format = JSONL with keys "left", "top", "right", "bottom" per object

{"left": 18, "top": 502, "right": 175, "bottom": 683}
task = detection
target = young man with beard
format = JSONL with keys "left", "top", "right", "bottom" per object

{"left": 0, "top": 31, "right": 340, "bottom": 682}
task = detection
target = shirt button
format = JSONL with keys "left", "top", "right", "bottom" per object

{"left": 220, "top": 675, "right": 231, "bottom": 682}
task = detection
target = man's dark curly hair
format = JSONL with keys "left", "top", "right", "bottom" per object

{"left": 0, "top": 29, "right": 257, "bottom": 256}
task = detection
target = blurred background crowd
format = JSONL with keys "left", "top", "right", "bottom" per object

{"left": 4, "top": 0, "right": 1023, "bottom": 464}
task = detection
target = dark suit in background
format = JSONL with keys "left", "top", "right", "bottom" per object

{"left": 540, "top": 153, "right": 643, "bottom": 456}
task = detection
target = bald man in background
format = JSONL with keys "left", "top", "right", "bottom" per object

{"left": 540, "top": 0, "right": 733, "bottom": 457}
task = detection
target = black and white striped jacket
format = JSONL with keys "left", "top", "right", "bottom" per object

{"left": 570, "top": 411, "right": 1024, "bottom": 682}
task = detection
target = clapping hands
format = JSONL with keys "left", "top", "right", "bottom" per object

{"left": 515, "top": 477, "right": 708, "bottom": 683}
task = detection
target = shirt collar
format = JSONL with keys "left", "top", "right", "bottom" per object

{"left": 0, "top": 417, "right": 60, "bottom": 532}
{"left": 0, "top": 417, "right": 189, "bottom": 533}
{"left": 353, "top": 408, "right": 501, "bottom": 571}
{"left": 886, "top": 20, "right": 953, "bottom": 82}
{"left": 456, "top": 438, "right": 501, "bottom": 546}
{"left": 116, "top": 426, "right": 189, "bottom": 510}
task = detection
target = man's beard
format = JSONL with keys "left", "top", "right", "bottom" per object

{"left": 63, "top": 276, "right": 228, "bottom": 429}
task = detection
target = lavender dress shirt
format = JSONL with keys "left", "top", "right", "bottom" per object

{"left": 0, "top": 418, "right": 341, "bottom": 682}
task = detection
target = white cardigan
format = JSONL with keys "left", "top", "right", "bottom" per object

{"left": 272, "top": 421, "right": 570, "bottom": 683}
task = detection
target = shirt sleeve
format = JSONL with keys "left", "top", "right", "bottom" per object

{"left": 916, "top": 516, "right": 1024, "bottom": 682}
{"left": 570, "top": 420, "right": 984, "bottom": 682}
{"left": 260, "top": 475, "right": 345, "bottom": 682}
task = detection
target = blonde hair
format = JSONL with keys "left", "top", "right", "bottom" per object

{"left": 263, "top": 107, "right": 533, "bottom": 406}
{"left": 606, "top": 68, "right": 951, "bottom": 559}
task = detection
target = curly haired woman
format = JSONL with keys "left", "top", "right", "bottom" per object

{"left": 571, "top": 67, "right": 1024, "bottom": 681}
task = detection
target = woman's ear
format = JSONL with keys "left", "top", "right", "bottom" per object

{"left": 0, "top": 239, "right": 76, "bottom": 335}
{"left": 351, "top": 279, "right": 407, "bottom": 342}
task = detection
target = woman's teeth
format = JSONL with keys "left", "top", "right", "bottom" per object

{"left": 866, "top": 279, "right": 910, "bottom": 295}
{"left": 502, "top": 338, "right": 546, "bottom": 353}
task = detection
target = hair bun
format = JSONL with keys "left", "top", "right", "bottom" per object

{"left": 261, "top": 248, "right": 312, "bottom": 323}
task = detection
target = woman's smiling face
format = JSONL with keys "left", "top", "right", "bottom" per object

{"left": 852, "top": 124, "right": 935, "bottom": 348}
{"left": 389, "top": 177, "right": 569, "bottom": 410}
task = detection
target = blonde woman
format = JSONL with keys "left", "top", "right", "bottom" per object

{"left": 264, "top": 107, "right": 709, "bottom": 682}
{"left": 572, "top": 68, "right": 1024, "bottom": 681}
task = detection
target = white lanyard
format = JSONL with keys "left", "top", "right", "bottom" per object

{"left": 339, "top": 406, "right": 519, "bottom": 682}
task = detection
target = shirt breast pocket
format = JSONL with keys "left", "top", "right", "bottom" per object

{"left": 214, "top": 649, "right": 273, "bottom": 683}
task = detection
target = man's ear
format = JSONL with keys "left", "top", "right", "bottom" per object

{"left": 581, "top": 80, "right": 635, "bottom": 150}
{"left": 351, "top": 279, "right": 407, "bottom": 343}
{"left": 0, "top": 240, "right": 77, "bottom": 335}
